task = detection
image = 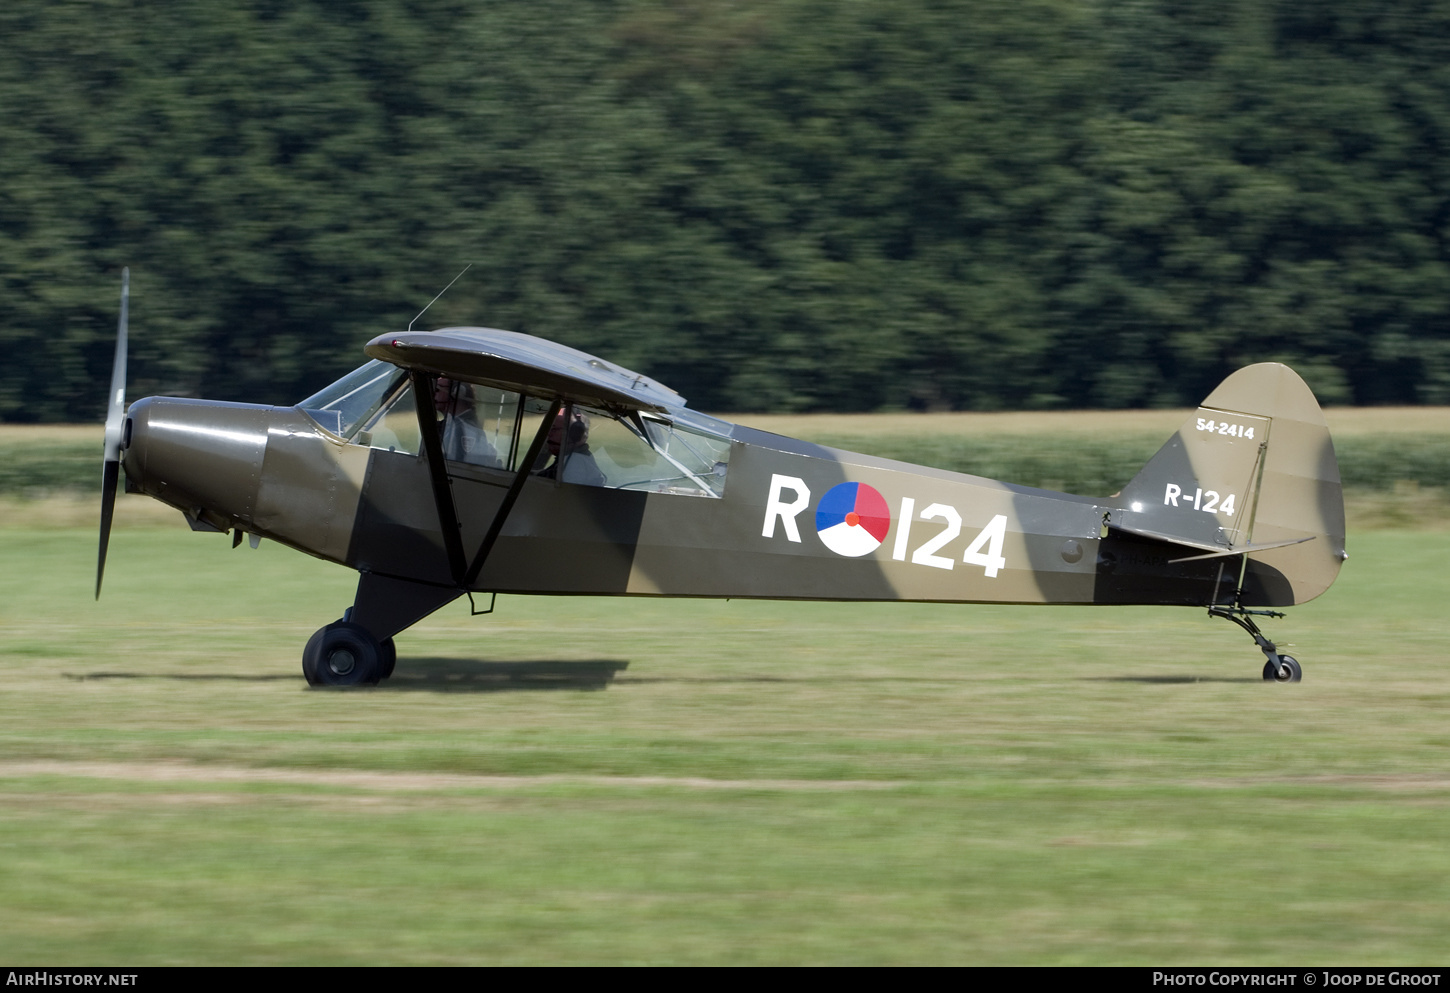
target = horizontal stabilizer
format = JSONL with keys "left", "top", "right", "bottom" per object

{"left": 1166, "top": 537, "right": 1314, "bottom": 565}
{"left": 1108, "top": 520, "right": 1314, "bottom": 562}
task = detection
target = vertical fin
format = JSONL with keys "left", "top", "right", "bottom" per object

{"left": 1114, "top": 363, "right": 1345, "bottom": 605}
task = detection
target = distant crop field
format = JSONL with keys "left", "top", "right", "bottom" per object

{"left": 6, "top": 409, "right": 1450, "bottom": 506}
{"left": 728, "top": 405, "right": 1450, "bottom": 438}
{"left": 0, "top": 525, "right": 1447, "bottom": 964}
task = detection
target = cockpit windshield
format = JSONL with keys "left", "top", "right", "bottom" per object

{"left": 298, "top": 360, "right": 407, "bottom": 439}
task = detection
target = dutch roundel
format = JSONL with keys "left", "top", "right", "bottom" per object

{"left": 815, "top": 482, "right": 892, "bottom": 557}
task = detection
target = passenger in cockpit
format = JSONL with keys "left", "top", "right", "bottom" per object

{"left": 535, "top": 408, "right": 606, "bottom": 486}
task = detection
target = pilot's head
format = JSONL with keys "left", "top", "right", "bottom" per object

{"left": 546, "top": 409, "right": 589, "bottom": 455}
{"left": 434, "top": 376, "right": 473, "bottom": 414}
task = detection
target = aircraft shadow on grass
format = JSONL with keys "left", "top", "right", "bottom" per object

{"left": 66, "top": 659, "right": 630, "bottom": 691}
{"left": 67, "top": 672, "right": 296, "bottom": 683}
{"left": 1083, "top": 674, "right": 1263, "bottom": 684}
{"left": 367, "top": 657, "right": 629, "bottom": 691}
{"left": 66, "top": 667, "right": 1258, "bottom": 688}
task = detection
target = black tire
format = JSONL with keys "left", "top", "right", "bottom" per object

{"left": 1262, "top": 655, "right": 1303, "bottom": 683}
{"left": 302, "top": 625, "right": 327, "bottom": 686}
{"left": 379, "top": 637, "right": 397, "bottom": 680}
{"left": 302, "top": 621, "right": 383, "bottom": 687}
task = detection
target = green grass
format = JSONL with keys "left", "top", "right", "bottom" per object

{"left": 1, "top": 524, "right": 1448, "bottom": 964}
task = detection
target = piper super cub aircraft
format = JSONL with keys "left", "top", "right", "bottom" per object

{"left": 97, "top": 271, "right": 1347, "bottom": 685}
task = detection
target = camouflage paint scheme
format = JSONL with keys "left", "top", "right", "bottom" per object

{"left": 120, "top": 328, "right": 1345, "bottom": 654}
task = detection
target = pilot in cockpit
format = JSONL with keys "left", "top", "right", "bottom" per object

{"left": 535, "top": 408, "right": 606, "bottom": 486}
{"left": 434, "top": 376, "right": 499, "bottom": 467}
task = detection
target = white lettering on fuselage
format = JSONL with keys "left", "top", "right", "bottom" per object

{"left": 893, "top": 499, "right": 1008, "bottom": 577}
{"left": 892, "top": 497, "right": 916, "bottom": 560}
{"left": 763, "top": 479, "right": 1009, "bottom": 578}
{"left": 908, "top": 503, "right": 961, "bottom": 570}
{"left": 762, "top": 474, "right": 810, "bottom": 542}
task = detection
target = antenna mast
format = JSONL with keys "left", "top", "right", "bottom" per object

{"left": 408, "top": 263, "right": 473, "bottom": 333}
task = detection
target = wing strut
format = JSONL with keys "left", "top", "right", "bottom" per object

{"left": 410, "top": 370, "right": 469, "bottom": 585}
{"left": 464, "top": 398, "right": 561, "bottom": 588}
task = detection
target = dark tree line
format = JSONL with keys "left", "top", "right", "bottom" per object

{"left": 4, "top": 0, "right": 1450, "bottom": 420}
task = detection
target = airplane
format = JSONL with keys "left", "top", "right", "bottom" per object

{"left": 97, "top": 270, "right": 1347, "bottom": 685}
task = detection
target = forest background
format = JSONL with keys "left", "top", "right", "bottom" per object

{"left": 5, "top": 0, "right": 1450, "bottom": 421}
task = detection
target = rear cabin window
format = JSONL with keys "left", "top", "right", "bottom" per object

{"left": 569, "top": 405, "right": 730, "bottom": 498}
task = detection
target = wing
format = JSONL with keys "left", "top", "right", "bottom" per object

{"left": 365, "top": 327, "right": 685, "bottom": 413}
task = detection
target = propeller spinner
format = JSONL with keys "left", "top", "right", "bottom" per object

{"left": 96, "top": 267, "right": 128, "bottom": 599}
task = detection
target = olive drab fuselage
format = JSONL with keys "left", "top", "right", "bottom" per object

{"left": 116, "top": 327, "right": 1345, "bottom": 682}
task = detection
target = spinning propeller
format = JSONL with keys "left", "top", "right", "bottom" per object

{"left": 96, "top": 268, "right": 128, "bottom": 599}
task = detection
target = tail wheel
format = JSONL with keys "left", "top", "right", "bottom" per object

{"left": 303, "top": 621, "right": 383, "bottom": 687}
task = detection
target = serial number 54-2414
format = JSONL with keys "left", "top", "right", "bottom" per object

{"left": 1197, "top": 417, "right": 1254, "bottom": 439}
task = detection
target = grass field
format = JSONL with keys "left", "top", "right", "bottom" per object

{"left": 2, "top": 413, "right": 1449, "bottom": 964}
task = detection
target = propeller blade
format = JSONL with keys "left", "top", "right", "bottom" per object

{"left": 97, "top": 268, "right": 129, "bottom": 600}
{"left": 97, "top": 459, "right": 120, "bottom": 600}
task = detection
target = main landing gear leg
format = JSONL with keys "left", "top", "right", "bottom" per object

{"left": 1207, "top": 605, "right": 1302, "bottom": 682}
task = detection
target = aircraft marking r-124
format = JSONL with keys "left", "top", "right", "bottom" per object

{"left": 1163, "top": 483, "right": 1237, "bottom": 517}
{"left": 763, "top": 475, "right": 1009, "bottom": 576}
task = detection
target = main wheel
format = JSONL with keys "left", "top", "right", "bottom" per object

{"left": 1262, "top": 655, "right": 1303, "bottom": 683}
{"left": 302, "top": 621, "right": 383, "bottom": 687}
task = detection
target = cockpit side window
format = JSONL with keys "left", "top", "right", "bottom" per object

{"left": 435, "top": 379, "right": 518, "bottom": 469}
{"left": 354, "top": 382, "right": 421, "bottom": 455}
{"left": 559, "top": 404, "right": 730, "bottom": 498}
{"left": 298, "top": 360, "right": 407, "bottom": 440}
{"left": 641, "top": 416, "right": 731, "bottom": 498}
